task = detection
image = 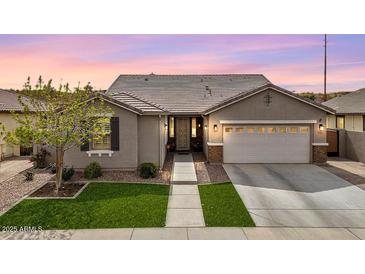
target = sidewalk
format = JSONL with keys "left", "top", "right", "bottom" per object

{"left": 165, "top": 185, "right": 205, "bottom": 227}
{"left": 2, "top": 227, "right": 364, "bottom": 240}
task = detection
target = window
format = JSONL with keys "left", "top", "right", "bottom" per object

{"left": 267, "top": 127, "right": 276, "bottom": 134}
{"left": 225, "top": 127, "right": 233, "bottom": 133}
{"left": 235, "top": 127, "right": 244, "bottom": 133}
{"left": 257, "top": 127, "right": 265, "bottom": 134}
{"left": 92, "top": 118, "right": 111, "bottom": 150}
{"left": 289, "top": 127, "right": 298, "bottom": 134}
{"left": 278, "top": 127, "right": 286, "bottom": 134}
{"left": 247, "top": 127, "right": 255, "bottom": 133}
{"left": 300, "top": 127, "right": 309, "bottom": 134}
{"left": 191, "top": 117, "right": 197, "bottom": 137}
{"left": 336, "top": 116, "right": 345, "bottom": 129}
{"left": 169, "top": 117, "right": 174, "bottom": 138}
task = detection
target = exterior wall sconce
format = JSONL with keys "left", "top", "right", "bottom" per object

{"left": 164, "top": 123, "right": 168, "bottom": 129}
{"left": 319, "top": 124, "right": 324, "bottom": 131}
{"left": 198, "top": 123, "right": 201, "bottom": 128}
{"left": 204, "top": 125, "right": 208, "bottom": 130}
{"left": 213, "top": 124, "right": 218, "bottom": 132}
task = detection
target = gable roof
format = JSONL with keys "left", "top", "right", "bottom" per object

{"left": 107, "top": 74, "right": 271, "bottom": 114}
{"left": 204, "top": 84, "right": 335, "bottom": 115}
{"left": 107, "top": 75, "right": 334, "bottom": 115}
{"left": 0, "top": 89, "right": 34, "bottom": 112}
{"left": 322, "top": 88, "right": 365, "bottom": 114}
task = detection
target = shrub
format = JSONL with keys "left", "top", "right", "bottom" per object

{"left": 62, "top": 166, "right": 75, "bottom": 181}
{"left": 84, "top": 161, "right": 102, "bottom": 179}
{"left": 49, "top": 163, "right": 56, "bottom": 174}
{"left": 31, "top": 148, "right": 50, "bottom": 169}
{"left": 25, "top": 170, "right": 34, "bottom": 181}
{"left": 139, "top": 163, "right": 158, "bottom": 179}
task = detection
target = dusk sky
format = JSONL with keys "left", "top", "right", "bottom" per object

{"left": 1, "top": 34, "right": 365, "bottom": 92}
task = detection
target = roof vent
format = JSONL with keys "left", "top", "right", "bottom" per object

{"left": 205, "top": 85, "right": 212, "bottom": 96}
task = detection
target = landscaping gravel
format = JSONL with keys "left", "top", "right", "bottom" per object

{"left": 192, "top": 152, "right": 230, "bottom": 183}
{"left": 0, "top": 169, "right": 54, "bottom": 213}
{"left": 71, "top": 152, "right": 173, "bottom": 184}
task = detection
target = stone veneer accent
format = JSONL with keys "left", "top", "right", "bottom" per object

{"left": 207, "top": 145, "right": 223, "bottom": 163}
{"left": 313, "top": 145, "right": 327, "bottom": 164}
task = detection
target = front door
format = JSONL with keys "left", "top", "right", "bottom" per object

{"left": 176, "top": 117, "right": 190, "bottom": 151}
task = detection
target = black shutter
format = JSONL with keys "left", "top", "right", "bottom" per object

{"left": 80, "top": 137, "right": 90, "bottom": 151}
{"left": 111, "top": 117, "right": 120, "bottom": 151}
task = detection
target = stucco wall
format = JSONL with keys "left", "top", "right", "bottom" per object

{"left": 343, "top": 131, "right": 365, "bottom": 163}
{"left": 64, "top": 103, "right": 138, "bottom": 170}
{"left": 207, "top": 88, "right": 327, "bottom": 144}
{"left": 138, "top": 115, "right": 160, "bottom": 166}
{"left": 0, "top": 112, "right": 20, "bottom": 158}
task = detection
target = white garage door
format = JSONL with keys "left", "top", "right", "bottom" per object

{"left": 223, "top": 125, "right": 310, "bottom": 163}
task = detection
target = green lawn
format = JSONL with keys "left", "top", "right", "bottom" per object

{"left": 0, "top": 183, "right": 170, "bottom": 229}
{"left": 198, "top": 182, "right": 255, "bottom": 227}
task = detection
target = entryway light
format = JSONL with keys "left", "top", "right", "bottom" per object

{"left": 164, "top": 123, "right": 168, "bottom": 129}
{"left": 214, "top": 124, "right": 218, "bottom": 132}
{"left": 319, "top": 124, "right": 324, "bottom": 131}
{"left": 204, "top": 125, "right": 208, "bottom": 130}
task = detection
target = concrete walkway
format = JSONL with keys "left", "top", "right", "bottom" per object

{"left": 171, "top": 153, "right": 197, "bottom": 184}
{"left": 2, "top": 227, "right": 364, "bottom": 240}
{"left": 0, "top": 158, "right": 32, "bottom": 183}
{"left": 327, "top": 158, "right": 365, "bottom": 178}
{"left": 165, "top": 185, "right": 205, "bottom": 227}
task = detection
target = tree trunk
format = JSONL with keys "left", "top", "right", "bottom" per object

{"left": 55, "top": 146, "right": 64, "bottom": 193}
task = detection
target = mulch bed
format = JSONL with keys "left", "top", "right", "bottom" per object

{"left": 30, "top": 182, "right": 86, "bottom": 198}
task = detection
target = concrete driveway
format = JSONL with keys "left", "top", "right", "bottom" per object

{"left": 224, "top": 164, "right": 365, "bottom": 228}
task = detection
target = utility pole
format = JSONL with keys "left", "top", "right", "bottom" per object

{"left": 324, "top": 34, "right": 327, "bottom": 101}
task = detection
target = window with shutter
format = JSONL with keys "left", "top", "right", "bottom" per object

{"left": 91, "top": 118, "right": 112, "bottom": 150}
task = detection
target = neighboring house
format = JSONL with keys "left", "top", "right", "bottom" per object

{"left": 323, "top": 88, "right": 365, "bottom": 163}
{"left": 0, "top": 89, "right": 33, "bottom": 160}
{"left": 63, "top": 74, "right": 334, "bottom": 170}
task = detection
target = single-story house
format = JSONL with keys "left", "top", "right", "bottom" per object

{"left": 0, "top": 89, "right": 33, "bottom": 160}
{"left": 63, "top": 74, "right": 334, "bottom": 170}
{"left": 323, "top": 88, "right": 365, "bottom": 163}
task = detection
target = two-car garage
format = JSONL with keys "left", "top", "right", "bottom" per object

{"left": 223, "top": 122, "right": 311, "bottom": 163}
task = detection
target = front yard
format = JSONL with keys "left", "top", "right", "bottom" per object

{"left": 198, "top": 182, "right": 255, "bottom": 227}
{"left": 0, "top": 183, "right": 170, "bottom": 229}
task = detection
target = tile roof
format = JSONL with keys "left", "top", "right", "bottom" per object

{"left": 107, "top": 74, "right": 271, "bottom": 114}
{"left": 0, "top": 89, "right": 33, "bottom": 112}
{"left": 323, "top": 88, "right": 365, "bottom": 114}
{"left": 108, "top": 91, "right": 167, "bottom": 113}
{"left": 205, "top": 83, "right": 335, "bottom": 114}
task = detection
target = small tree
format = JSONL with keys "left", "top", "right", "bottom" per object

{"left": 6, "top": 77, "right": 112, "bottom": 192}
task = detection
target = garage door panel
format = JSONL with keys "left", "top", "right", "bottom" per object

{"left": 223, "top": 125, "right": 310, "bottom": 163}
